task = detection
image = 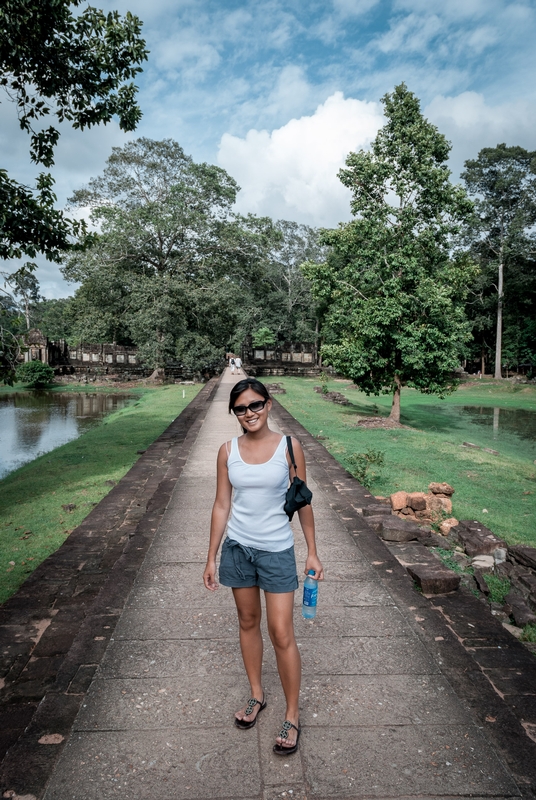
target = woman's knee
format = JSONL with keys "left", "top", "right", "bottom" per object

{"left": 236, "top": 606, "right": 261, "bottom": 631}
{"left": 268, "top": 622, "right": 295, "bottom": 651}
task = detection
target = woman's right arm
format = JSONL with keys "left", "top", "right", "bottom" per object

{"left": 203, "top": 443, "right": 233, "bottom": 591}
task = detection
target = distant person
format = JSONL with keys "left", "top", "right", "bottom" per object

{"left": 230, "top": 357, "right": 235, "bottom": 374}
{"left": 203, "top": 377, "right": 323, "bottom": 756}
{"left": 235, "top": 356, "right": 242, "bottom": 374}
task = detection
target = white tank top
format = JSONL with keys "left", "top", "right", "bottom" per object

{"left": 226, "top": 435, "right": 293, "bottom": 552}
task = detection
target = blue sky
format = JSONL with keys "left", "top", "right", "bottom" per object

{"left": 2, "top": 0, "right": 535, "bottom": 296}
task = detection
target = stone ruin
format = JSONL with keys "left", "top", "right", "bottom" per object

{"left": 358, "top": 483, "right": 536, "bottom": 649}
{"left": 312, "top": 386, "right": 350, "bottom": 405}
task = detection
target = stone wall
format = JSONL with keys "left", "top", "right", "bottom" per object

{"left": 359, "top": 486, "right": 536, "bottom": 650}
{"left": 243, "top": 339, "right": 322, "bottom": 377}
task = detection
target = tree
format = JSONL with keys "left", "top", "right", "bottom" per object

{"left": 63, "top": 138, "right": 275, "bottom": 369}
{"left": 461, "top": 145, "right": 536, "bottom": 378}
{"left": 32, "top": 297, "right": 75, "bottom": 341}
{"left": 15, "top": 360, "right": 55, "bottom": 388}
{"left": 261, "top": 221, "right": 325, "bottom": 344}
{"left": 252, "top": 327, "right": 276, "bottom": 347}
{"left": 1, "top": 262, "right": 41, "bottom": 329}
{"left": 303, "top": 84, "right": 476, "bottom": 422}
{"left": 0, "top": 290, "right": 25, "bottom": 384}
{"left": 0, "top": 0, "right": 148, "bottom": 262}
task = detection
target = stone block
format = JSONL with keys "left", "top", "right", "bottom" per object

{"left": 414, "top": 526, "right": 433, "bottom": 542}
{"left": 399, "top": 506, "right": 415, "bottom": 516}
{"left": 380, "top": 516, "right": 421, "bottom": 542}
{"left": 439, "top": 517, "right": 459, "bottom": 535}
{"left": 406, "top": 492, "right": 427, "bottom": 511}
{"left": 428, "top": 482, "right": 455, "bottom": 496}
{"left": 406, "top": 563, "right": 461, "bottom": 594}
{"left": 502, "top": 622, "right": 523, "bottom": 639}
{"left": 362, "top": 504, "right": 391, "bottom": 517}
{"left": 426, "top": 494, "right": 453, "bottom": 515}
{"left": 505, "top": 591, "right": 536, "bottom": 627}
{"left": 456, "top": 520, "right": 507, "bottom": 557}
{"left": 509, "top": 544, "right": 536, "bottom": 570}
{"left": 422, "top": 532, "right": 453, "bottom": 549}
{"left": 390, "top": 490, "right": 407, "bottom": 511}
{"left": 364, "top": 515, "right": 387, "bottom": 531}
{"left": 471, "top": 554, "right": 495, "bottom": 572}
{"left": 518, "top": 573, "right": 536, "bottom": 594}
{"left": 473, "top": 568, "right": 490, "bottom": 594}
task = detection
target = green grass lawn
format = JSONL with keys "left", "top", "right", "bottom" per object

{"left": 0, "top": 383, "right": 201, "bottom": 603}
{"left": 273, "top": 377, "right": 536, "bottom": 547}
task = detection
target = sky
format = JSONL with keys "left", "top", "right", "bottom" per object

{"left": 2, "top": 0, "right": 536, "bottom": 298}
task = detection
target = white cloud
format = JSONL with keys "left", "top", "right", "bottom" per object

{"left": 218, "top": 92, "right": 383, "bottom": 227}
{"left": 425, "top": 91, "right": 536, "bottom": 180}
{"left": 332, "top": 0, "right": 381, "bottom": 17}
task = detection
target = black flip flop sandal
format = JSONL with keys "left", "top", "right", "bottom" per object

{"left": 234, "top": 696, "right": 267, "bottom": 729}
{"left": 273, "top": 720, "right": 301, "bottom": 755}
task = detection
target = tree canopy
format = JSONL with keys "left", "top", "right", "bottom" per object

{"left": 0, "top": 0, "right": 148, "bottom": 262}
{"left": 461, "top": 144, "right": 536, "bottom": 377}
{"left": 62, "top": 138, "right": 280, "bottom": 370}
{"left": 50, "top": 138, "right": 329, "bottom": 373}
{"left": 303, "top": 83, "right": 476, "bottom": 421}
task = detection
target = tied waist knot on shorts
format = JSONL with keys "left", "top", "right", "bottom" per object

{"left": 219, "top": 537, "right": 299, "bottom": 593}
{"left": 226, "top": 538, "right": 257, "bottom": 581}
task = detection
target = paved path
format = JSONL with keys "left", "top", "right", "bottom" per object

{"left": 42, "top": 370, "right": 523, "bottom": 799}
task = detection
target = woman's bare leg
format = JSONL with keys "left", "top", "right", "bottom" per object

{"left": 233, "top": 586, "right": 264, "bottom": 723}
{"left": 265, "top": 591, "right": 301, "bottom": 747}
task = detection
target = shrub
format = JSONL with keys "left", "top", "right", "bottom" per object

{"left": 252, "top": 326, "right": 275, "bottom": 347}
{"left": 16, "top": 361, "right": 55, "bottom": 388}
{"left": 347, "top": 448, "right": 385, "bottom": 488}
{"left": 319, "top": 371, "right": 329, "bottom": 394}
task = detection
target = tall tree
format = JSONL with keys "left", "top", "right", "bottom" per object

{"left": 64, "top": 138, "right": 275, "bottom": 369}
{"left": 1, "top": 262, "right": 41, "bottom": 329}
{"left": 0, "top": 0, "right": 148, "bottom": 262}
{"left": 259, "top": 221, "right": 325, "bottom": 346}
{"left": 0, "top": 278, "right": 26, "bottom": 383}
{"left": 303, "top": 84, "right": 475, "bottom": 422}
{"left": 461, "top": 145, "right": 536, "bottom": 378}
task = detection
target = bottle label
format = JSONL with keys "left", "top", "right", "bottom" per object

{"left": 303, "top": 585, "right": 318, "bottom": 607}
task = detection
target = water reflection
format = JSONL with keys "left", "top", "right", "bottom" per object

{"left": 0, "top": 392, "right": 132, "bottom": 479}
{"left": 460, "top": 405, "right": 536, "bottom": 441}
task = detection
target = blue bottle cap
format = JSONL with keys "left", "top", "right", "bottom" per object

{"left": 307, "top": 569, "right": 315, "bottom": 576}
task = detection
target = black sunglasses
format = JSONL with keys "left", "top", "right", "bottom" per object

{"left": 232, "top": 399, "right": 268, "bottom": 417}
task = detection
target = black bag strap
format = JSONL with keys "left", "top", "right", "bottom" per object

{"left": 286, "top": 435, "right": 298, "bottom": 475}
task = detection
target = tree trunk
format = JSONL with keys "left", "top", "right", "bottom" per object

{"left": 481, "top": 344, "right": 486, "bottom": 376}
{"left": 494, "top": 255, "right": 504, "bottom": 379}
{"left": 389, "top": 375, "right": 401, "bottom": 423}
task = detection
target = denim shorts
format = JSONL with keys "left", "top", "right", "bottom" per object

{"left": 219, "top": 538, "right": 299, "bottom": 593}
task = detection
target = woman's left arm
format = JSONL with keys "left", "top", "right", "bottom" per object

{"left": 290, "top": 437, "right": 324, "bottom": 581}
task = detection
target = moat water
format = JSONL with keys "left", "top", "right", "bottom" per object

{"left": 407, "top": 403, "right": 536, "bottom": 461}
{"left": 0, "top": 391, "right": 132, "bottom": 479}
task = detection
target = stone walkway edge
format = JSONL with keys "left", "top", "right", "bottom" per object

{"left": 0, "top": 376, "right": 220, "bottom": 798}
{"left": 268, "top": 397, "right": 536, "bottom": 799}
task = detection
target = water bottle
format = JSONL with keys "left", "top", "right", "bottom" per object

{"left": 302, "top": 570, "right": 318, "bottom": 619}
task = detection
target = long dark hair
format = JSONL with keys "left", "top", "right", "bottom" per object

{"left": 229, "top": 378, "right": 271, "bottom": 421}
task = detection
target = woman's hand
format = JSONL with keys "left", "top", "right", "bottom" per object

{"left": 304, "top": 554, "right": 324, "bottom": 581}
{"left": 203, "top": 559, "right": 219, "bottom": 591}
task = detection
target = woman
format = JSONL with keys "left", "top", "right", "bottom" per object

{"left": 203, "top": 377, "right": 323, "bottom": 755}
